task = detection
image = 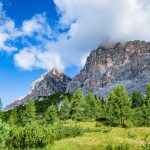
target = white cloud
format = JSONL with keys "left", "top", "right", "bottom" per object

{"left": 2, "top": 0, "right": 150, "bottom": 71}
{"left": 22, "top": 14, "right": 52, "bottom": 37}
{"left": 14, "top": 46, "right": 64, "bottom": 71}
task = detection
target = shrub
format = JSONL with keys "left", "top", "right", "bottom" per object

{"left": 141, "top": 143, "right": 150, "bottom": 150}
{"left": 54, "top": 123, "right": 84, "bottom": 140}
{"left": 123, "top": 120, "right": 134, "bottom": 128}
{"left": 0, "top": 119, "right": 10, "bottom": 149}
{"left": 85, "top": 126, "right": 111, "bottom": 133}
{"left": 95, "top": 122, "right": 103, "bottom": 127}
{"left": 128, "top": 130, "right": 137, "bottom": 139}
{"left": 106, "top": 143, "right": 130, "bottom": 150}
{"left": 7, "top": 123, "right": 55, "bottom": 149}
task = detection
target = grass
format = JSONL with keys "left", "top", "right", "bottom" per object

{"left": 39, "top": 121, "right": 150, "bottom": 150}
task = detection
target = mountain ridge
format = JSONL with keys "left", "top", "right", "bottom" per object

{"left": 4, "top": 40, "right": 150, "bottom": 111}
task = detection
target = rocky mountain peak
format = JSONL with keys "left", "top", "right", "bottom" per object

{"left": 5, "top": 40, "right": 150, "bottom": 111}
{"left": 67, "top": 40, "right": 150, "bottom": 97}
{"left": 4, "top": 69, "right": 71, "bottom": 111}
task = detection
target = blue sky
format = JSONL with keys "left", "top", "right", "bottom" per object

{"left": 0, "top": 0, "right": 79, "bottom": 107}
{"left": 1, "top": 0, "right": 150, "bottom": 107}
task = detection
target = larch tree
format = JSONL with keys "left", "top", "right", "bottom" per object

{"left": 106, "top": 85, "right": 131, "bottom": 126}
{"left": 71, "top": 89, "right": 85, "bottom": 121}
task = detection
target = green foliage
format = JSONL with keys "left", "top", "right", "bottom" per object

{"left": 0, "top": 119, "right": 10, "bottom": 149}
{"left": 85, "top": 125, "right": 112, "bottom": 133}
{"left": 71, "top": 89, "right": 85, "bottom": 121}
{"left": 60, "top": 96, "right": 71, "bottom": 120}
{"left": 84, "top": 92, "right": 98, "bottom": 119}
{"left": 7, "top": 108, "right": 17, "bottom": 125}
{"left": 22, "top": 99, "right": 36, "bottom": 125}
{"left": 145, "top": 83, "right": 150, "bottom": 106}
{"left": 141, "top": 143, "right": 150, "bottom": 150}
{"left": 0, "top": 98, "right": 3, "bottom": 120}
{"left": 35, "top": 92, "right": 62, "bottom": 114}
{"left": 7, "top": 123, "right": 55, "bottom": 149}
{"left": 131, "top": 91, "right": 144, "bottom": 108}
{"left": 0, "top": 98, "right": 2, "bottom": 111}
{"left": 95, "top": 122, "right": 103, "bottom": 127}
{"left": 141, "top": 105, "right": 150, "bottom": 126}
{"left": 45, "top": 105, "right": 58, "bottom": 124}
{"left": 53, "top": 123, "right": 84, "bottom": 140}
{"left": 127, "top": 130, "right": 137, "bottom": 139}
{"left": 106, "top": 85, "right": 131, "bottom": 126}
{"left": 106, "top": 143, "right": 130, "bottom": 150}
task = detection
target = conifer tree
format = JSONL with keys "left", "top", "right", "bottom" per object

{"left": 85, "top": 92, "right": 97, "bottom": 119}
{"left": 71, "top": 89, "right": 85, "bottom": 121}
{"left": 106, "top": 85, "right": 131, "bottom": 126}
{"left": 45, "top": 105, "right": 58, "bottom": 124}
{"left": 0, "top": 98, "right": 3, "bottom": 119}
{"left": 60, "top": 96, "right": 70, "bottom": 120}
{"left": 145, "top": 83, "right": 150, "bottom": 106}
{"left": 22, "top": 99, "right": 36, "bottom": 125}
{"left": 7, "top": 108, "right": 17, "bottom": 125}
{"left": 0, "top": 119, "right": 10, "bottom": 149}
{"left": 131, "top": 91, "right": 144, "bottom": 108}
{"left": 0, "top": 98, "right": 2, "bottom": 111}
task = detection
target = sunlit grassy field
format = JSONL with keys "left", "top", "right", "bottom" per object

{"left": 41, "top": 121, "right": 150, "bottom": 150}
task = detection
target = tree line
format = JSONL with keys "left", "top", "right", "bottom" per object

{"left": 0, "top": 83, "right": 150, "bottom": 149}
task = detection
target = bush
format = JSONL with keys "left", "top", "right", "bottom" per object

{"left": 85, "top": 126, "right": 111, "bottom": 133}
{"left": 128, "top": 130, "right": 137, "bottom": 139}
{"left": 106, "top": 143, "right": 130, "bottom": 150}
{"left": 123, "top": 120, "right": 134, "bottom": 128}
{"left": 54, "top": 123, "right": 84, "bottom": 140}
{"left": 0, "top": 119, "right": 10, "bottom": 149}
{"left": 7, "top": 123, "right": 55, "bottom": 149}
{"left": 141, "top": 143, "right": 150, "bottom": 150}
{"left": 95, "top": 122, "right": 103, "bottom": 127}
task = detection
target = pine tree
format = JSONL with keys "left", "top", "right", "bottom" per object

{"left": 0, "top": 119, "right": 10, "bottom": 149}
{"left": 22, "top": 99, "right": 36, "bottom": 125}
{"left": 0, "top": 98, "right": 2, "bottom": 110}
{"left": 145, "top": 83, "right": 150, "bottom": 106}
{"left": 0, "top": 98, "right": 3, "bottom": 119}
{"left": 7, "top": 108, "right": 17, "bottom": 125}
{"left": 85, "top": 92, "right": 97, "bottom": 119}
{"left": 45, "top": 105, "right": 58, "bottom": 124}
{"left": 60, "top": 96, "right": 70, "bottom": 120}
{"left": 131, "top": 91, "right": 144, "bottom": 108}
{"left": 106, "top": 85, "right": 131, "bottom": 126}
{"left": 71, "top": 89, "right": 85, "bottom": 121}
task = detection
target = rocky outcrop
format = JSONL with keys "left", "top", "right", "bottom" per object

{"left": 67, "top": 40, "right": 150, "bottom": 97}
{"left": 4, "top": 69, "right": 71, "bottom": 111}
{"left": 5, "top": 40, "right": 150, "bottom": 111}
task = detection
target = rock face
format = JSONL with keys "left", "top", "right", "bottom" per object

{"left": 5, "top": 40, "right": 150, "bottom": 111}
{"left": 67, "top": 40, "right": 150, "bottom": 97}
{"left": 4, "top": 69, "right": 71, "bottom": 111}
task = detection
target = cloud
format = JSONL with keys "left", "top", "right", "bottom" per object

{"left": 14, "top": 46, "right": 64, "bottom": 71}
{"left": 2, "top": 0, "right": 150, "bottom": 71}
{"left": 22, "top": 14, "right": 52, "bottom": 38}
{"left": 0, "top": 2, "right": 20, "bottom": 51}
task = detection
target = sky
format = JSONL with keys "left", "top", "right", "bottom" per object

{"left": 1, "top": 0, "right": 150, "bottom": 107}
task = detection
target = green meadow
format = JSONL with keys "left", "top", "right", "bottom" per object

{"left": 44, "top": 121, "right": 150, "bottom": 150}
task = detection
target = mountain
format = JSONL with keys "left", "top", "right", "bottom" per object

{"left": 67, "top": 40, "right": 150, "bottom": 97}
{"left": 5, "top": 40, "right": 150, "bottom": 110}
{"left": 4, "top": 69, "right": 71, "bottom": 111}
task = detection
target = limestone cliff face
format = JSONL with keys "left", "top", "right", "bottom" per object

{"left": 67, "top": 40, "right": 150, "bottom": 97}
{"left": 5, "top": 40, "right": 150, "bottom": 111}
{"left": 4, "top": 69, "right": 71, "bottom": 111}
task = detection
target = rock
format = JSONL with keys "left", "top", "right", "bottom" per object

{"left": 5, "top": 40, "right": 150, "bottom": 111}
{"left": 67, "top": 40, "right": 150, "bottom": 97}
{"left": 4, "top": 69, "right": 71, "bottom": 111}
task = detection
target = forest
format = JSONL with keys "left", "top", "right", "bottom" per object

{"left": 0, "top": 84, "right": 150, "bottom": 150}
